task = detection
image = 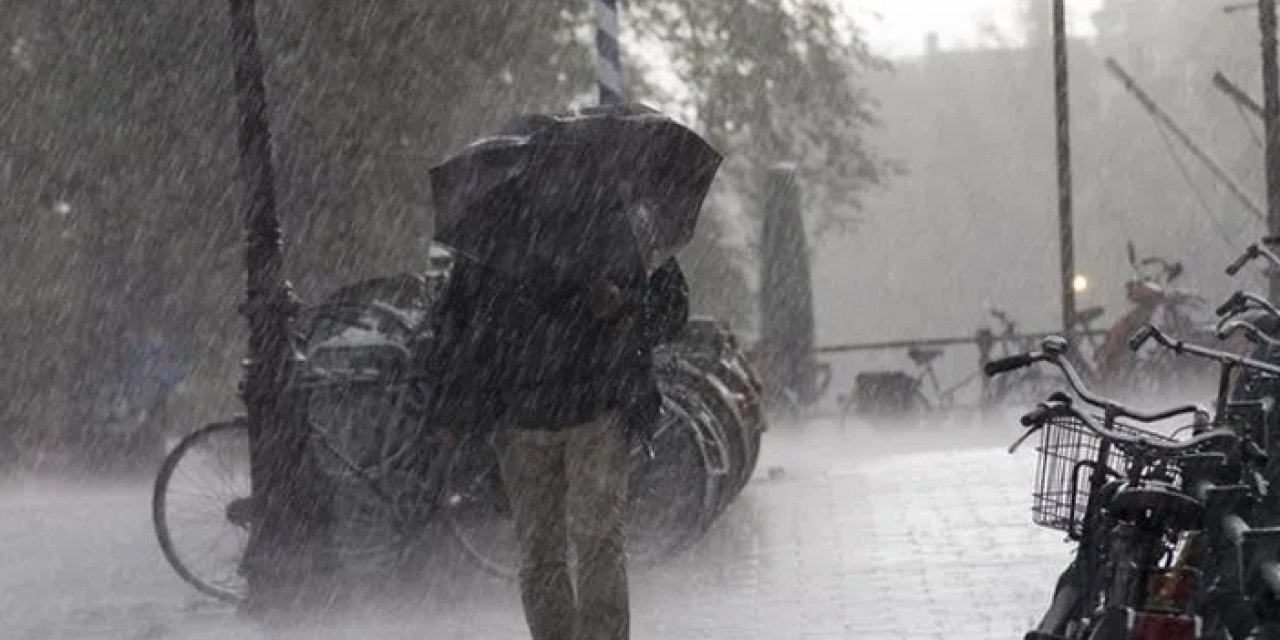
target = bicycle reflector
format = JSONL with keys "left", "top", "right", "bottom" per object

{"left": 1127, "top": 609, "right": 1200, "bottom": 640}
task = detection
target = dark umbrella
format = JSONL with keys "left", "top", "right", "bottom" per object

{"left": 429, "top": 104, "right": 722, "bottom": 280}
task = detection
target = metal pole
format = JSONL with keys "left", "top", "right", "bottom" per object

{"left": 1106, "top": 59, "right": 1267, "bottom": 222}
{"left": 1260, "top": 0, "right": 1280, "bottom": 301}
{"left": 1213, "top": 70, "right": 1266, "bottom": 119}
{"left": 1052, "top": 0, "right": 1075, "bottom": 333}
{"left": 815, "top": 329, "right": 1108, "bottom": 355}
{"left": 595, "top": 0, "right": 624, "bottom": 105}
{"left": 227, "top": 0, "right": 306, "bottom": 609}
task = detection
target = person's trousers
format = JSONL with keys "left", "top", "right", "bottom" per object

{"left": 495, "top": 413, "right": 629, "bottom": 640}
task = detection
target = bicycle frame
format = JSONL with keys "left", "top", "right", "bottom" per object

{"left": 993, "top": 334, "right": 1280, "bottom": 639}
{"left": 298, "top": 373, "right": 458, "bottom": 524}
{"left": 1027, "top": 409, "right": 1182, "bottom": 639}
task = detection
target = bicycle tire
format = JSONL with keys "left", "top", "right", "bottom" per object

{"left": 628, "top": 396, "right": 722, "bottom": 561}
{"left": 306, "top": 381, "right": 436, "bottom": 577}
{"left": 664, "top": 368, "right": 751, "bottom": 496}
{"left": 443, "top": 435, "right": 519, "bottom": 579}
{"left": 152, "top": 418, "right": 251, "bottom": 603}
{"left": 685, "top": 368, "right": 751, "bottom": 483}
{"left": 716, "top": 357, "right": 767, "bottom": 482}
{"left": 445, "top": 403, "right": 720, "bottom": 578}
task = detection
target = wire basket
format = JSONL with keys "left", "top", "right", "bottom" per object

{"left": 1031, "top": 413, "right": 1180, "bottom": 538}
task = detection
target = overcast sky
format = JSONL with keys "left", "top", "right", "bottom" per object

{"left": 848, "top": 0, "right": 1103, "bottom": 57}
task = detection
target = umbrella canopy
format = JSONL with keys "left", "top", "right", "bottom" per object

{"left": 429, "top": 104, "right": 722, "bottom": 280}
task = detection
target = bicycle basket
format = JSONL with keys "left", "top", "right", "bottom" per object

{"left": 1031, "top": 413, "right": 1179, "bottom": 538}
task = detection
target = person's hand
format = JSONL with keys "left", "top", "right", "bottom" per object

{"left": 589, "top": 279, "right": 625, "bottom": 319}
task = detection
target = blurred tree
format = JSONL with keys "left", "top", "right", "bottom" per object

{"left": 630, "top": 0, "right": 890, "bottom": 236}
{"left": 0, "top": 0, "right": 886, "bottom": 445}
{"left": 629, "top": 0, "right": 891, "bottom": 330}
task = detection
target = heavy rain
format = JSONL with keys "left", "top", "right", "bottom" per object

{"left": 7, "top": 0, "right": 1280, "bottom": 639}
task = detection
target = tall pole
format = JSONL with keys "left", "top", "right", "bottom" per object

{"left": 1052, "top": 0, "right": 1076, "bottom": 332}
{"left": 1260, "top": 0, "right": 1280, "bottom": 301}
{"left": 227, "top": 0, "right": 308, "bottom": 609}
{"left": 595, "top": 0, "right": 623, "bottom": 105}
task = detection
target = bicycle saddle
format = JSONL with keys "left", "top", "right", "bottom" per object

{"left": 1073, "top": 306, "right": 1105, "bottom": 327}
{"left": 1107, "top": 482, "right": 1203, "bottom": 532}
{"left": 907, "top": 347, "right": 944, "bottom": 367}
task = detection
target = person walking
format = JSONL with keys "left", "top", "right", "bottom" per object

{"left": 429, "top": 253, "right": 687, "bottom": 640}
{"left": 426, "top": 104, "right": 718, "bottom": 640}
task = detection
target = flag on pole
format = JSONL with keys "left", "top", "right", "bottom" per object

{"left": 595, "top": 0, "right": 623, "bottom": 105}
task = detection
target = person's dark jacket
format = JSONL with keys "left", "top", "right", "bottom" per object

{"left": 424, "top": 256, "right": 688, "bottom": 431}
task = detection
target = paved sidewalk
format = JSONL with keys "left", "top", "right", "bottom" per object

{"left": 627, "top": 420, "right": 1068, "bottom": 640}
{"left": 368, "top": 419, "right": 1072, "bottom": 639}
{"left": 1, "top": 418, "right": 1073, "bottom": 640}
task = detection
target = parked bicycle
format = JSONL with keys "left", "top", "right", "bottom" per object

{"left": 150, "top": 273, "right": 763, "bottom": 601}
{"left": 988, "top": 329, "right": 1280, "bottom": 640}
{"left": 836, "top": 342, "right": 981, "bottom": 424}
{"left": 1090, "top": 241, "right": 1211, "bottom": 398}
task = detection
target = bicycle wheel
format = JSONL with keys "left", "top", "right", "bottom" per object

{"left": 627, "top": 396, "right": 720, "bottom": 563}
{"left": 664, "top": 369, "right": 750, "bottom": 496}
{"left": 447, "top": 398, "right": 721, "bottom": 576}
{"left": 306, "top": 380, "right": 435, "bottom": 576}
{"left": 152, "top": 418, "right": 251, "bottom": 603}
{"left": 444, "top": 435, "right": 519, "bottom": 579}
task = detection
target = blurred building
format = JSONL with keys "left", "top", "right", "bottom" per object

{"left": 813, "top": 29, "right": 1264, "bottom": 401}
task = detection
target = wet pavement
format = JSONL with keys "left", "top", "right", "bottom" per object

{"left": 2, "top": 417, "right": 1069, "bottom": 639}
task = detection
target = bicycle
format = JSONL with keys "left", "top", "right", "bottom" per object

{"left": 151, "top": 295, "right": 452, "bottom": 602}
{"left": 152, "top": 276, "right": 752, "bottom": 600}
{"left": 1090, "top": 241, "right": 1210, "bottom": 399}
{"left": 988, "top": 331, "right": 1280, "bottom": 639}
{"left": 836, "top": 343, "right": 981, "bottom": 425}
{"left": 1128, "top": 323, "right": 1280, "bottom": 640}
{"left": 662, "top": 317, "right": 768, "bottom": 495}
{"left": 444, "top": 321, "right": 766, "bottom": 577}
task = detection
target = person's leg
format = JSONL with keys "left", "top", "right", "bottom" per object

{"left": 566, "top": 413, "right": 630, "bottom": 640}
{"left": 496, "top": 428, "right": 574, "bottom": 640}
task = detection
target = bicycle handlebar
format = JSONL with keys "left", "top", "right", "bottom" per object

{"left": 1129, "top": 324, "right": 1157, "bottom": 352}
{"left": 1242, "top": 292, "right": 1280, "bottom": 322}
{"left": 1226, "top": 246, "right": 1258, "bottom": 276}
{"left": 1218, "top": 319, "right": 1280, "bottom": 349}
{"left": 1130, "top": 324, "right": 1280, "bottom": 377}
{"left": 984, "top": 336, "right": 1202, "bottom": 423}
{"left": 1227, "top": 243, "right": 1280, "bottom": 277}
{"left": 1216, "top": 291, "right": 1280, "bottom": 325}
{"left": 1018, "top": 398, "right": 1060, "bottom": 427}
{"left": 1021, "top": 396, "right": 1234, "bottom": 459}
{"left": 983, "top": 353, "right": 1035, "bottom": 376}
{"left": 1216, "top": 291, "right": 1247, "bottom": 317}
